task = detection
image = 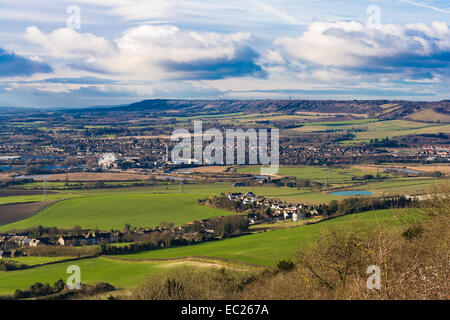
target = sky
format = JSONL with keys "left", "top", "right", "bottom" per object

{"left": 0, "top": 0, "right": 449, "bottom": 107}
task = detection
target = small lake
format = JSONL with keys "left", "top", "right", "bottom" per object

{"left": 381, "top": 167, "right": 421, "bottom": 174}
{"left": 329, "top": 190, "right": 374, "bottom": 196}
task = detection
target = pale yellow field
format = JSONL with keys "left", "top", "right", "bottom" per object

{"left": 353, "top": 164, "right": 450, "bottom": 174}
{"left": 406, "top": 108, "right": 450, "bottom": 123}
{"left": 380, "top": 103, "right": 399, "bottom": 109}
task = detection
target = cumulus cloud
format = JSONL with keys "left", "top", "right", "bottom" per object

{"left": 24, "top": 25, "right": 264, "bottom": 80}
{"left": 24, "top": 26, "right": 114, "bottom": 59}
{"left": 273, "top": 21, "right": 450, "bottom": 75}
{"left": 0, "top": 47, "right": 52, "bottom": 77}
{"left": 113, "top": 25, "right": 264, "bottom": 79}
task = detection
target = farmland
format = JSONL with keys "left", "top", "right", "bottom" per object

{"left": 236, "top": 165, "right": 444, "bottom": 195}
{"left": 0, "top": 99, "right": 448, "bottom": 300}
{"left": 0, "top": 182, "right": 341, "bottom": 231}
{"left": 0, "top": 257, "right": 183, "bottom": 295}
{"left": 237, "top": 165, "right": 386, "bottom": 184}
{"left": 0, "top": 207, "right": 423, "bottom": 295}
{"left": 0, "top": 201, "right": 53, "bottom": 225}
{"left": 117, "top": 208, "right": 423, "bottom": 266}
{"left": 0, "top": 163, "right": 444, "bottom": 231}
{"left": 287, "top": 119, "right": 450, "bottom": 143}
{"left": 0, "top": 193, "right": 235, "bottom": 231}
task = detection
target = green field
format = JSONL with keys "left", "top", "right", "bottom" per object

{"left": 287, "top": 119, "right": 450, "bottom": 142}
{"left": 237, "top": 165, "right": 382, "bottom": 185}
{"left": 0, "top": 257, "right": 180, "bottom": 295}
{"left": 350, "top": 178, "right": 443, "bottom": 195}
{"left": 0, "top": 173, "right": 438, "bottom": 231}
{"left": 0, "top": 193, "right": 235, "bottom": 231}
{"left": 0, "top": 184, "right": 340, "bottom": 231}
{"left": 0, "top": 192, "right": 81, "bottom": 205}
{"left": 118, "top": 208, "right": 423, "bottom": 266}
{"left": 1, "top": 256, "right": 74, "bottom": 266}
{"left": 0, "top": 208, "right": 423, "bottom": 295}
{"left": 236, "top": 165, "right": 441, "bottom": 195}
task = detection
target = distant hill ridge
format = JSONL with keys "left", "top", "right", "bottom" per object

{"left": 85, "top": 99, "right": 450, "bottom": 122}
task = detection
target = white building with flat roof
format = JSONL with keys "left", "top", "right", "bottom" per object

{"left": 98, "top": 153, "right": 118, "bottom": 169}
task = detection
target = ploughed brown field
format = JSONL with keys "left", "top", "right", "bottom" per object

{"left": 0, "top": 201, "right": 53, "bottom": 226}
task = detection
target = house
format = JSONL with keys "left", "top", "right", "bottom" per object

{"left": 28, "top": 239, "right": 41, "bottom": 247}
{"left": 233, "top": 182, "right": 246, "bottom": 187}
{"left": 58, "top": 235, "right": 82, "bottom": 246}
{"left": 58, "top": 236, "right": 67, "bottom": 246}
{"left": 8, "top": 236, "right": 32, "bottom": 247}
{"left": 228, "top": 193, "right": 242, "bottom": 200}
{"left": 254, "top": 176, "right": 269, "bottom": 184}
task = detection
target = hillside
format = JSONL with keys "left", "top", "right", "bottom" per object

{"left": 406, "top": 108, "right": 450, "bottom": 123}
{"left": 81, "top": 99, "right": 450, "bottom": 122}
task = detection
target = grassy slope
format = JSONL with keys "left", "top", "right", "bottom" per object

{"left": 287, "top": 119, "right": 450, "bottom": 142}
{"left": 0, "top": 208, "right": 423, "bottom": 295}
{"left": 118, "top": 208, "right": 423, "bottom": 266}
{"left": 1, "top": 256, "right": 74, "bottom": 266}
{"left": 0, "top": 257, "right": 170, "bottom": 295}
{"left": 0, "top": 193, "right": 235, "bottom": 231}
{"left": 0, "top": 175, "right": 438, "bottom": 231}
{"left": 0, "top": 183, "right": 351, "bottom": 230}
{"left": 0, "top": 193, "right": 81, "bottom": 205}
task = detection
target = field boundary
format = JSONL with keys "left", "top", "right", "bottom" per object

{"left": 0, "top": 200, "right": 62, "bottom": 229}
{"left": 8, "top": 197, "right": 76, "bottom": 225}
{"left": 102, "top": 254, "right": 273, "bottom": 270}
{"left": 5, "top": 255, "right": 98, "bottom": 271}
{"left": 0, "top": 200, "right": 58, "bottom": 228}
{"left": 28, "top": 199, "right": 61, "bottom": 217}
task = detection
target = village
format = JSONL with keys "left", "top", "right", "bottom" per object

{"left": 226, "top": 192, "right": 321, "bottom": 224}
{"left": 0, "top": 214, "right": 249, "bottom": 259}
{"left": 0, "top": 190, "right": 323, "bottom": 258}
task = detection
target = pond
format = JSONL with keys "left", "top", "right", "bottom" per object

{"left": 329, "top": 190, "right": 374, "bottom": 196}
{"left": 381, "top": 167, "right": 421, "bottom": 174}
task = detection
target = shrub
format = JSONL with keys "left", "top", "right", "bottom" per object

{"left": 130, "top": 267, "right": 258, "bottom": 300}
{"left": 401, "top": 223, "right": 424, "bottom": 240}
{"left": 276, "top": 260, "right": 296, "bottom": 273}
